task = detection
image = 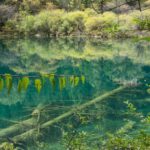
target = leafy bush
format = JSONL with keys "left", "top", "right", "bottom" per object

{"left": 85, "top": 12, "right": 118, "bottom": 37}
{"left": 101, "top": 132, "right": 150, "bottom": 150}
{"left": 134, "top": 10, "right": 150, "bottom": 30}
{"left": 60, "top": 11, "right": 87, "bottom": 35}
{"left": 4, "top": 8, "right": 150, "bottom": 37}
{"left": 20, "top": 15, "right": 35, "bottom": 34}
{"left": 33, "top": 11, "right": 52, "bottom": 35}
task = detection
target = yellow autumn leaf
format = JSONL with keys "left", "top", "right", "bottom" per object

{"left": 5, "top": 74, "right": 12, "bottom": 94}
{"left": 59, "top": 77, "right": 66, "bottom": 91}
{"left": 35, "top": 79, "right": 42, "bottom": 93}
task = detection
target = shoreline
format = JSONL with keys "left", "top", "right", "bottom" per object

{"left": 0, "top": 30, "right": 150, "bottom": 40}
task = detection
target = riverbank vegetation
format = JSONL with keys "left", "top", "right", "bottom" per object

{"left": 0, "top": 0, "right": 150, "bottom": 38}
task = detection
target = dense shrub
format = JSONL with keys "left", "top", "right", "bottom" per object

{"left": 134, "top": 10, "right": 150, "bottom": 30}
{"left": 16, "top": 14, "right": 35, "bottom": 35}
{"left": 60, "top": 11, "right": 87, "bottom": 35}
{"left": 85, "top": 12, "right": 118, "bottom": 37}
{"left": 17, "top": 10, "right": 64, "bottom": 36}
{"left": 3, "top": 8, "right": 150, "bottom": 37}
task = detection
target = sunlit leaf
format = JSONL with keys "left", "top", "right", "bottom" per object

{"left": 22, "top": 77, "right": 30, "bottom": 90}
{"left": 74, "top": 76, "right": 80, "bottom": 86}
{"left": 0, "top": 77, "right": 4, "bottom": 92}
{"left": 35, "top": 79, "right": 42, "bottom": 93}
{"left": 59, "top": 77, "right": 66, "bottom": 91}
{"left": 5, "top": 74, "right": 12, "bottom": 94}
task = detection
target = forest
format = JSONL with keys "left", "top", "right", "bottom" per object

{"left": 0, "top": 0, "right": 150, "bottom": 150}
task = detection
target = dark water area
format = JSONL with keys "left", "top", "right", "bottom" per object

{"left": 0, "top": 37, "right": 150, "bottom": 149}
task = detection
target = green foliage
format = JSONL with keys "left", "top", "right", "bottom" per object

{"left": 70, "top": 76, "right": 75, "bottom": 87}
{"left": 17, "top": 77, "right": 30, "bottom": 93}
{"left": 85, "top": 12, "right": 118, "bottom": 37}
{"left": 4, "top": 6, "right": 150, "bottom": 37}
{"left": 69, "top": 76, "right": 80, "bottom": 87}
{"left": 61, "top": 99, "right": 150, "bottom": 150}
{"left": 142, "top": 114, "right": 150, "bottom": 123}
{"left": 19, "top": 15, "right": 36, "bottom": 34}
{"left": 124, "top": 100, "right": 136, "bottom": 113}
{"left": 1, "top": 142, "right": 14, "bottom": 150}
{"left": 5, "top": 74, "right": 12, "bottom": 94}
{"left": 81, "top": 75, "right": 85, "bottom": 84}
{"left": 22, "top": 77, "right": 30, "bottom": 90}
{"left": 62, "top": 130, "right": 89, "bottom": 150}
{"left": 134, "top": 10, "right": 150, "bottom": 30}
{"left": 74, "top": 76, "right": 80, "bottom": 86}
{"left": 60, "top": 11, "right": 86, "bottom": 35}
{"left": 116, "top": 120, "right": 135, "bottom": 135}
{"left": 35, "top": 79, "right": 42, "bottom": 93}
{"left": 101, "top": 131, "right": 150, "bottom": 150}
{"left": 59, "top": 76, "right": 66, "bottom": 91}
{"left": 0, "top": 74, "right": 85, "bottom": 94}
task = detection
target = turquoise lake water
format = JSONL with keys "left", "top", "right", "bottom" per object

{"left": 0, "top": 37, "right": 150, "bottom": 149}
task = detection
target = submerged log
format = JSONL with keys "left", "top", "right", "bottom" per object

{"left": 1, "top": 84, "right": 138, "bottom": 149}
{"left": 11, "top": 86, "right": 127, "bottom": 144}
{"left": 0, "top": 103, "right": 48, "bottom": 142}
{"left": 0, "top": 118, "right": 35, "bottom": 141}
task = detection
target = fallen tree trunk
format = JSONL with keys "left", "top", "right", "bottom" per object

{"left": 0, "top": 118, "right": 35, "bottom": 141}
{"left": 12, "top": 86, "right": 127, "bottom": 143}
{"left": 0, "top": 103, "right": 48, "bottom": 142}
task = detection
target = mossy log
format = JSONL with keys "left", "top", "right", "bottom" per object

{"left": 11, "top": 86, "right": 127, "bottom": 144}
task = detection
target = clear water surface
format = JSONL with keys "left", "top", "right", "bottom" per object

{"left": 0, "top": 37, "right": 150, "bottom": 149}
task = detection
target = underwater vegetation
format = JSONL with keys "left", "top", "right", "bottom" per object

{"left": 0, "top": 38, "right": 150, "bottom": 149}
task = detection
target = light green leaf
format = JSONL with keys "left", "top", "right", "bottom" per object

{"left": 59, "top": 77, "right": 66, "bottom": 91}
{"left": 74, "top": 76, "right": 80, "bottom": 87}
{"left": 81, "top": 75, "right": 85, "bottom": 84}
{"left": 35, "top": 79, "right": 42, "bottom": 93}
{"left": 5, "top": 74, "right": 12, "bottom": 94}
{"left": 22, "top": 77, "right": 30, "bottom": 90}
